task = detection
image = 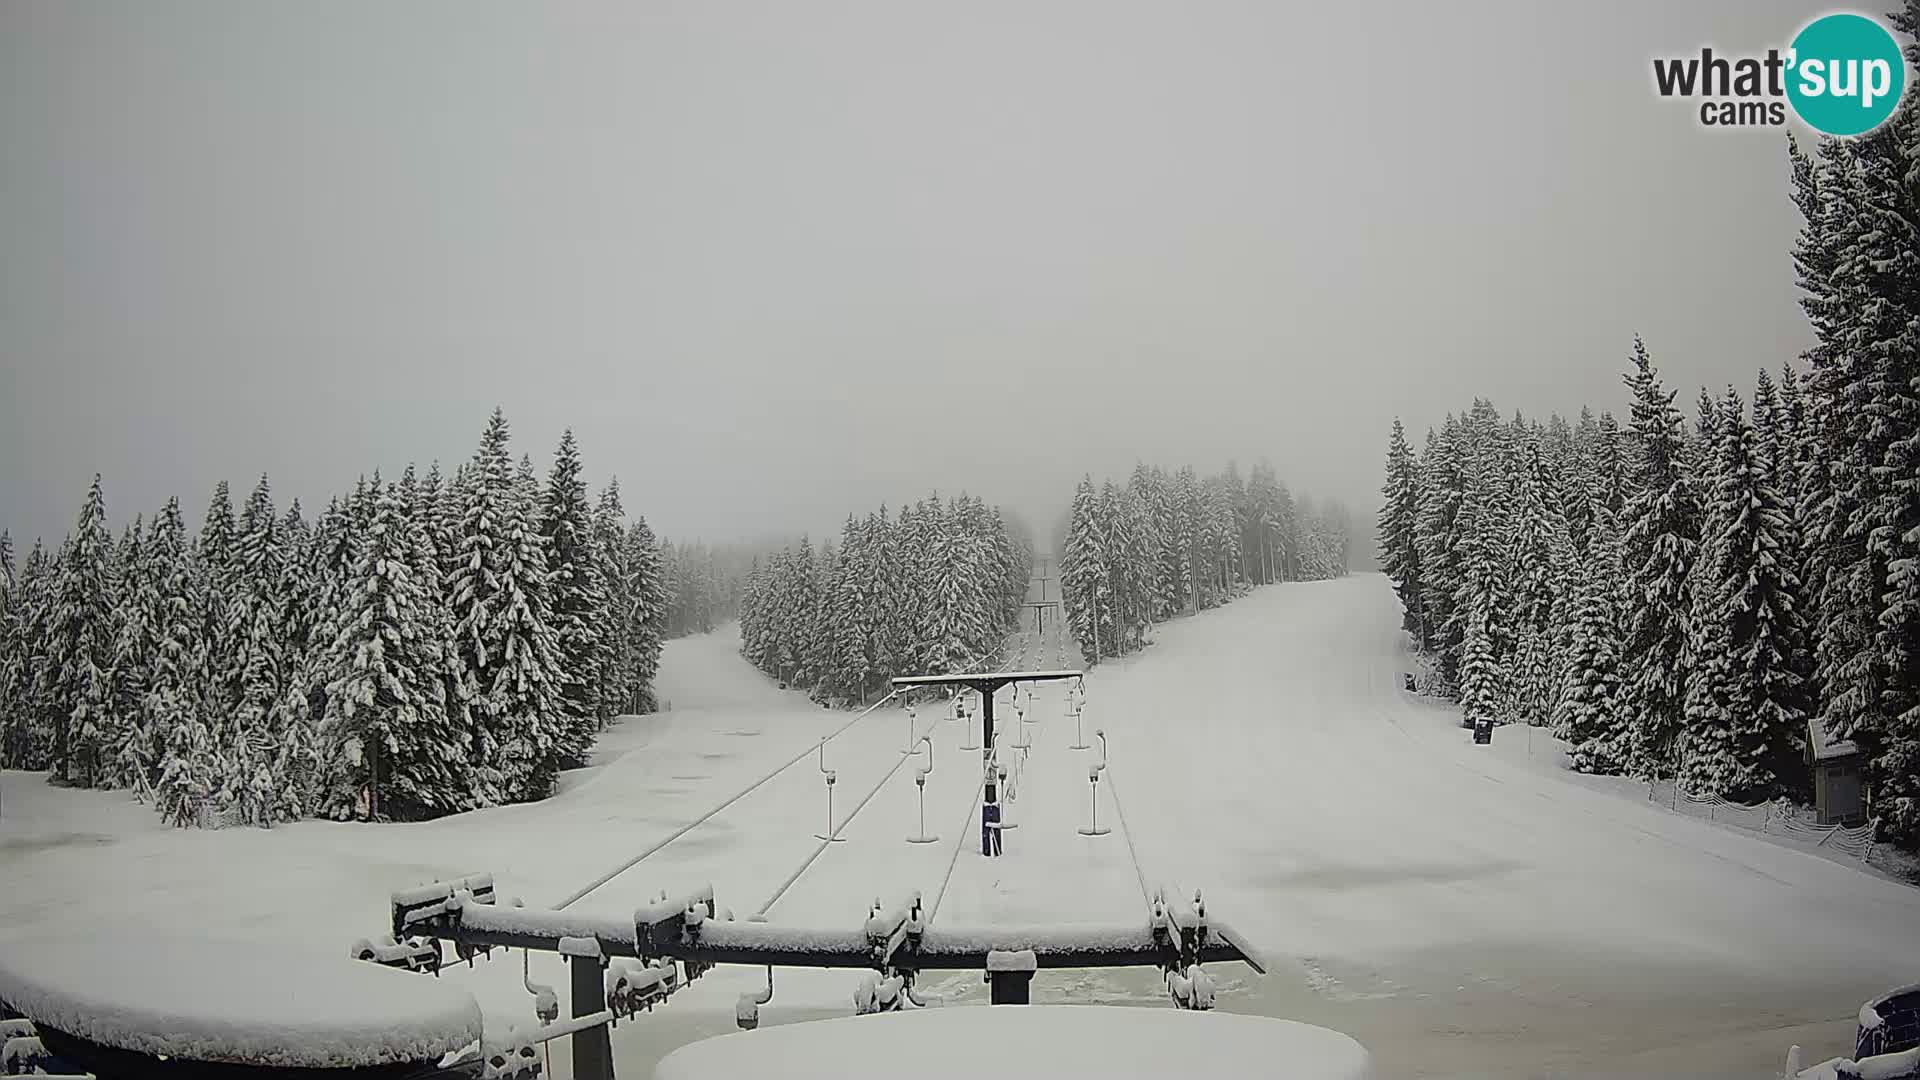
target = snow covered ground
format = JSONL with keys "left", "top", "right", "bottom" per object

{"left": 5, "top": 573, "right": 1919, "bottom": 1078}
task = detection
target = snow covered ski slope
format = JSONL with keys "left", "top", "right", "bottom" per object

{"left": 4, "top": 573, "right": 1919, "bottom": 1079}
{"left": 1045, "top": 574, "right": 1920, "bottom": 1078}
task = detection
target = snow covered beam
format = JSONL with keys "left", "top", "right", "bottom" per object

{"left": 388, "top": 873, "right": 1262, "bottom": 978}
{"left": 889, "top": 669, "right": 1082, "bottom": 692}
{"left": 409, "top": 899, "right": 1261, "bottom": 974}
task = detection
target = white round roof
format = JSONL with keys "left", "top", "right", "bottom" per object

{"left": 0, "top": 934, "right": 482, "bottom": 1069}
{"left": 656, "top": 1005, "right": 1370, "bottom": 1080}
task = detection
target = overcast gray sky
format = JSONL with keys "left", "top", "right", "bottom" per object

{"left": 1, "top": 1, "right": 1830, "bottom": 552}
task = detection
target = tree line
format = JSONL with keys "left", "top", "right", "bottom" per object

{"left": 1060, "top": 461, "right": 1352, "bottom": 664}
{"left": 0, "top": 409, "right": 667, "bottom": 826}
{"left": 738, "top": 495, "right": 1033, "bottom": 702}
{"left": 1378, "top": 105, "right": 1920, "bottom": 845}
{"left": 659, "top": 540, "right": 761, "bottom": 639}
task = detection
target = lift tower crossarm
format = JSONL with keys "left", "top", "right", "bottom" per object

{"left": 888, "top": 669, "right": 1084, "bottom": 813}
{"left": 888, "top": 670, "right": 1083, "bottom": 690}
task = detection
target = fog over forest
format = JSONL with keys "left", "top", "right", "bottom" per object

{"left": 0, "top": 1, "right": 1829, "bottom": 551}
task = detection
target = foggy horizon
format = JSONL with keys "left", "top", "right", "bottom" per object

{"left": 2, "top": 0, "right": 1826, "bottom": 550}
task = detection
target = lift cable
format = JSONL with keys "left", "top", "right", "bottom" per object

{"left": 753, "top": 641, "right": 1012, "bottom": 918}
{"left": 553, "top": 687, "right": 904, "bottom": 910}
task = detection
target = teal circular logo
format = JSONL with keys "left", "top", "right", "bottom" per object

{"left": 1787, "top": 13, "right": 1906, "bottom": 136}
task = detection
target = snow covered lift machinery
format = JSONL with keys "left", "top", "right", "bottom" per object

{"left": 323, "top": 666, "right": 1265, "bottom": 1080}
{"left": 889, "top": 668, "right": 1084, "bottom": 855}
{"left": 366, "top": 872, "right": 1263, "bottom": 1080}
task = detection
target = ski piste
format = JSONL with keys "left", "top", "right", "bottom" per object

{"left": 2, "top": 578, "right": 1916, "bottom": 1078}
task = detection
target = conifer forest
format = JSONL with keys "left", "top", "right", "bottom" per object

{"left": 1377, "top": 128, "right": 1920, "bottom": 849}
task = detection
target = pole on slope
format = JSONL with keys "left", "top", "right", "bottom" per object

{"left": 908, "top": 736, "right": 938, "bottom": 844}
{"left": 815, "top": 740, "right": 845, "bottom": 843}
{"left": 959, "top": 693, "right": 980, "bottom": 751}
{"left": 982, "top": 687, "right": 997, "bottom": 805}
{"left": 1078, "top": 763, "right": 1110, "bottom": 837}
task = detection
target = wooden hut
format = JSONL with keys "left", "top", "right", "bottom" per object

{"left": 1806, "top": 717, "right": 1867, "bottom": 825}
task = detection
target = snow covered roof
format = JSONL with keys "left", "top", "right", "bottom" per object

{"left": 0, "top": 934, "right": 482, "bottom": 1069}
{"left": 654, "top": 1005, "right": 1370, "bottom": 1080}
{"left": 1808, "top": 717, "right": 1861, "bottom": 762}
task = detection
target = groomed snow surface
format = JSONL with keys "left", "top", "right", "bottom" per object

{"left": 655, "top": 1005, "right": 1369, "bottom": 1080}
{"left": 4, "top": 574, "right": 1919, "bottom": 1078}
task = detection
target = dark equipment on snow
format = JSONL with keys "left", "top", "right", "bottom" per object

{"left": 1858, "top": 984, "right": 1920, "bottom": 1061}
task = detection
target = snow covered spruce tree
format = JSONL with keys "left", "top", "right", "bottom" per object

{"left": 591, "top": 480, "right": 634, "bottom": 722}
{"left": 1061, "top": 476, "right": 1108, "bottom": 663}
{"left": 2, "top": 541, "right": 56, "bottom": 770}
{"left": 0, "top": 533, "right": 26, "bottom": 768}
{"left": 108, "top": 514, "right": 160, "bottom": 793}
{"left": 193, "top": 479, "right": 240, "bottom": 751}
{"left": 780, "top": 536, "right": 822, "bottom": 685}
{"left": 1457, "top": 588, "right": 1502, "bottom": 730}
{"left": 218, "top": 474, "right": 288, "bottom": 822}
{"left": 1618, "top": 339, "right": 1701, "bottom": 780}
{"left": 1680, "top": 387, "right": 1812, "bottom": 801}
{"left": 1379, "top": 419, "right": 1426, "bottom": 644}
{"left": 1447, "top": 417, "right": 1513, "bottom": 715}
{"left": 448, "top": 409, "right": 564, "bottom": 804}
{"left": 1557, "top": 504, "right": 1628, "bottom": 772}
{"left": 1094, "top": 481, "right": 1139, "bottom": 653}
{"left": 624, "top": 516, "right": 667, "bottom": 712}
{"left": 263, "top": 499, "right": 320, "bottom": 819}
{"left": 540, "top": 430, "right": 604, "bottom": 768}
{"left": 1502, "top": 437, "right": 1570, "bottom": 725}
{"left": 1412, "top": 421, "right": 1466, "bottom": 684}
{"left": 580, "top": 477, "right": 665, "bottom": 721}
{"left": 42, "top": 474, "right": 115, "bottom": 787}
{"left": 824, "top": 515, "right": 873, "bottom": 702}
{"left": 317, "top": 471, "right": 475, "bottom": 820}
{"left": 146, "top": 497, "right": 214, "bottom": 826}
{"left": 286, "top": 494, "right": 359, "bottom": 816}
{"left": 1119, "top": 480, "right": 1165, "bottom": 645}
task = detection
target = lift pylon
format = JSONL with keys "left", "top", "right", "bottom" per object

{"left": 890, "top": 669, "right": 1083, "bottom": 854}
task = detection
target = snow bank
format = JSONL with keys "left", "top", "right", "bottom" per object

{"left": 0, "top": 935, "right": 482, "bottom": 1069}
{"left": 653, "top": 1005, "right": 1371, "bottom": 1080}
